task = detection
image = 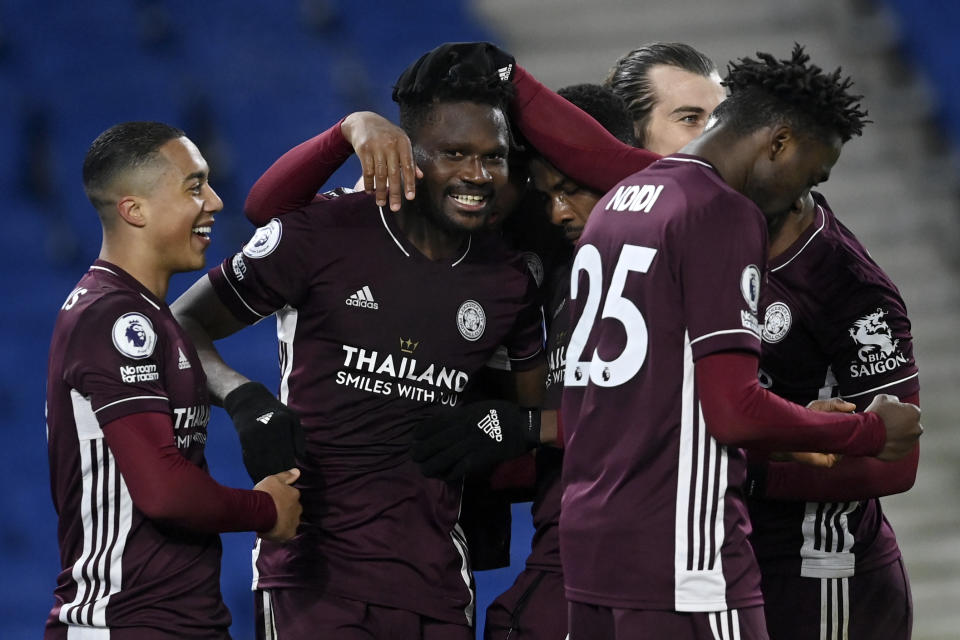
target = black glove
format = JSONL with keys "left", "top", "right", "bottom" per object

{"left": 411, "top": 400, "right": 540, "bottom": 481}
{"left": 223, "top": 382, "right": 306, "bottom": 483}
{"left": 392, "top": 41, "right": 516, "bottom": 104}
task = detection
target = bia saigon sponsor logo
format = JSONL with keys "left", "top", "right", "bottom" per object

{"left": 848, "top": 308, "right": 907, "bottom": 377}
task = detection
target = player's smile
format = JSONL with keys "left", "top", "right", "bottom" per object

{"left": 412, "top": 101, "right": 510, "bottom": 234}
{"left": 191, "top": 218, "right": 214, "bottom": 249}
{"left": 446, "top": 186, "right": 494, "bottom": 217}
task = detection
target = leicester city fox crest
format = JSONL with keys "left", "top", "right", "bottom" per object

{"left": 762, "top": 302, "right": 792, "bottom": 343}
{"left": 456, "top": 300, "right": 486, "bottom": 342}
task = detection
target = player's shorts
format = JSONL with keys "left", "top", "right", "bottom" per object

{"left": 760, "top": 557, "right": 912, "bottom": 640}
{"left": 45, "top": 621, "right": 228, "bottom": 639}
{"left": 254, "top": 588, "right": 473, "bottom": 640}
{"left": 568, "top": 601, "right": 769, "bottom": 640}
{"left": 484, "top": 568, "right": 566, "bottom": 640}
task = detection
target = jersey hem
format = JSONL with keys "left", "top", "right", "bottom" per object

{"left": 563, "top": 586, "right": 764, "bottom": 612}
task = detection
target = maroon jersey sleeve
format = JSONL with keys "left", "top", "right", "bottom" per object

{"left": 698, "top": 352, "right": 886, "bottom": 456}
{"left": 504, "top": 268, "right": 546, "bottom": 370}
{"left": 830, "top": 287, "right": 919, "bottom": 407}
{"left": 511, "top": 65, "right": 660, "bottom": 193}
{"left": 680, "top": 190, "right": 766, "bottom": 359}
{"left": 208, "top": 209, "right": 331, "bottom": 324}
{"left": 62, "top": 293, "right": 171, "bottom": 425}
{"left": 103, "top": 412, "right": 277, "bottom": 533}
{"left": 244, "top": 118, "right": 353, "bottom": 225}
{"left": 757, "top": 391, "right": 919, "bottom": 501}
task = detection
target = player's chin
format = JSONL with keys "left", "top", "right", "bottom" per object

{"left": 447, "top": 207, "right": 492, "bottom": 232}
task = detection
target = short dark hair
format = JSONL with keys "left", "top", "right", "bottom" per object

{"left": 82, "top": 121, "right": 185, "bottom": 212}
{"left": 714, "top": 44, "right": 869, "bottom": 143}
{"left": 392, "top": 44, "right": 515, "bottom": 138}
{"left": 605, "top": 42, "right": 716, "bottom": 148}
{"left": 557, "top": 84, "right": 636, "bottom": 145}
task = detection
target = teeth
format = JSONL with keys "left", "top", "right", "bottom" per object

{"left": 452, "top": 194, "right": 484, "bottom": 205}
{"left": 192, "top": 225, "right": 211, "bottom": 236}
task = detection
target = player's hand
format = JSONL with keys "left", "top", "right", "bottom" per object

{"left": 771, "top": 398, "right": 855, "bottom": 467}
{"left": 223, "top": 382, "right": 307, "bottom": 483}
{"left": 806, "top": 398, "right": 856, "bottom": 414}
{"left": 254, "top": 468, "right": 302, "bottom": 542}
{"left": 770, "top": 451, "right": 841, "bottom": 468}
{"left": 411, "top": 400, "right": 540, "bottom": 481}
{"left": 864, "top": 394, "right": 922, "bottom": 461}
{"left": 341, "top": 111, "right": 422, "bottom": 212}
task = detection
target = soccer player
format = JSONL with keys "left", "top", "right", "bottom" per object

{"left": 605, "top": 42, "right": 727, "bottom": 156}
{"left": 171, "top": 46, "right": 549, "bottom": 639}
{"left": 557, "top": 46, "right": 922, "bottom": 639}
{"left": 45, "top": 121, "right": 302, "bottom": 640}
{"left": 747, "top": 190, "right": 919, "bottom": 639}
{"left": 481, "top": 83, "right": 639, "bottom": 640}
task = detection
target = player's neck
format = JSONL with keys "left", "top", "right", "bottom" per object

{"left": 99, "top": 237, "right": 169, "bottom": 300}
{"left": 768, "top": 199, "right": 816, "bottom": 259}
{"left": 396, "top": 204, "right": 469, "bottom": 261}
{"left": 684, "top": 126, "right": 764, "bottom": 192}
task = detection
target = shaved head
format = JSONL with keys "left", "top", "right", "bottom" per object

{"left": 83, "top": 121, "right": 185, "bottom": 221}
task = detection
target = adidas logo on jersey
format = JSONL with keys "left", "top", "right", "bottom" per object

{"left": 256, "top": 412, "right": 273, "bottom": 424}
{"left": 346, "top": 285, "right": 379, "bottom": 309}
{"left": 477, "top": 409, "right": 503, "bottom": 442}
{"left": 178, "top": 347, "right": 191, "bottom": 370}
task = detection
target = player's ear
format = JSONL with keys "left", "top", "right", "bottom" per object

{"left": 768, "top": 124, "right": 793, "bottom": 161}
{"left": 116, "top": 195, "right": 147, "bottom": 228}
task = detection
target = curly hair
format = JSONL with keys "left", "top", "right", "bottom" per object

{"left": 715, "top": 44, "right": 869, "bottom": 143}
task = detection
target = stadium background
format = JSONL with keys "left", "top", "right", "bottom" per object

{"left": 1, "top": 1, "right": 956, "bottom": 637}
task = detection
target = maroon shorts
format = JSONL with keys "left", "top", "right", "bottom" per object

{"left": 568, "top": 601, "right": 769, "bottom": 640}
{"left": 484, "top": 569, "right": 566, "bottom": 640}
{"left": 45, "top": 621, "right": 229, "bottom": 639}
{"left": 760, "top": 557, "right": 912, "bottom": 640}
{"left": 254, "top": 588, "right": 473, "bottom": 640}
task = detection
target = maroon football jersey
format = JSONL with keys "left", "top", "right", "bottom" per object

{"left": 208, "top": 191, "right": 544, "bottom": 625}
{"left": 522, "top": 261, "right": 571, "bottom": 574}
{"left": 45, "top": 261, "right": 229, "bottom": 637}
{"left": 560, "top": 155, "right": 768, "bottom": 612}
{"left": 749, "top": 193, "right": 918, "bottom": 578}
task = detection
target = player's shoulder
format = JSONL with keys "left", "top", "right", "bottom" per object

{"left": 300, "top": 189, "right": 379, "bottom": 227}
{"left": 810, "top": 194, "right": 901, "bottom": 292}
{"left": 264, "top": 190, "right": 379, "bottom": 238}
{"left": 640, "top": 155, "right": 759, "bottom": 221}
{"left": 56, "top": 272, "right": 164, "bottom": 355}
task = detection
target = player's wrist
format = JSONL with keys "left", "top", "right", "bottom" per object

{"left": 223, "top": 381, "right": 275, "bottom": 419}
{"left": 520, "top": 407, "right": 542, "bottom": 447}
{"left": 746, "top": 459, "right": 768, "bottom": 498}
